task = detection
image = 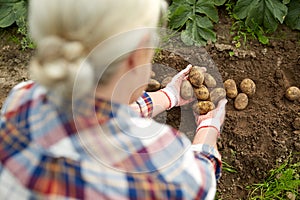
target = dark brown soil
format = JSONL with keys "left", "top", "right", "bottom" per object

{"left": 152, "top": 12, "right": 300, "bottom": 200}
{"left": 1, "top": 12, "right": 300, "bottom": 199}
{"left": 0, "top": 28, "right": 33, "bottom": 109}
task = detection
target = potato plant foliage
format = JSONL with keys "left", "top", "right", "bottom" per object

{"left": 285, "top": 0, "right": 300, "bottom": 30}
{"left": 0, "top": 0, "right": 27, "bottom": 28}
{"left": 233, "top": 0, "right": 300, "bottom": 32}
{"left": 168, "top": 0, "right": 300, "bottom": 45}
{"left": 168, "top": 0, "right": 226, "bottom": 46}
{"left": 0, "top": 0, "right": 299, "bottom": 46}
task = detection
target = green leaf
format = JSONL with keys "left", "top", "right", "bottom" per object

{"left": 190, "top": 19, "right": 207, "bottom": 46}
{"left": 0, "top": 0, "right": 22, "bottom": 3}
{"left": 282, "top": 0, "right": 290, "bottom": 4}
{"left": 14, "top": 1, "right": 27, "bottom": 23}
{"left": 234, "top": 0, "right": 287, "bottom": 33}
{"left": 263, "top": 8, "right": 280, "bottom": 32}
{"left": 0, "top": 0, "right": 27, "bottom": 28}
{"left": 169, "top": 0, "right": 219, "bottom": 45}
{"left": 195, "top": 16, "right": 216, "bottom": 42}
{"left": 186, "top": 0, "right": 196, "bottom": 5}
{"left": 171, "top": 0, "right": 184, "bottom": 3}
{"left": 213, "top": 0, "right": 227, "bottom": 6}
{"left": 168, "top": 1, "right": 188, "bottom": 16}
{"left": 195, "top": 0, "right": 219, "bottom": 23}
{"left": 234, "top": 0, "right": 259, "bottom": 19}
{"left": 285, "top": 0, "right": 300, "bottom": 30}
{"left": 0, "top": 4, "right": 15, "bottom": 27}
{"left": 181, "top": 29, "right": 194, "bottom": 46}
{"left": 229, "top": 51, "right": 235, "bottom": 57}
{"left": 169, "top": 4, "right": 192, "bottom": 29}
{"left": 244, "top": 1, "right": 278, "bottom": 32}
{"left": 265, "top": 0, "right": 287, "bottom": 24}
{"left": 180, "top": 20, "right": 196, "bottom": 46}
{"left": 257, "top": 33, "right": 269, "bottom": 44}
{"left": 180, "top": 16, "right": 215, "bottom": 46}
{"left": 181, "top": 20, "right": 205, "bottom": 46}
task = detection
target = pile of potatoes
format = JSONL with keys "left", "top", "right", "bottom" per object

{"left": 224, "top": 78, "right": 256, "bottom": 110}
{"left": 180, "top": 66, "right": 226, "bottom": 115}
{"left": 147, "top": 66, "right": 257, "bottom": 114}
{"left": 181, "top": 66, "right": 257, "bottom": 113}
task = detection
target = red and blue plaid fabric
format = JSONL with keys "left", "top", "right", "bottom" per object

{"left": 0, "top": 81, "right": 222, "bottom": 199}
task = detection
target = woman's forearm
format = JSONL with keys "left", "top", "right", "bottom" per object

{"left": 147, "top": 91, "right": 170, "bottom": 117}
{"left": 192, "top": 127, "right": 219, "bottom": 149}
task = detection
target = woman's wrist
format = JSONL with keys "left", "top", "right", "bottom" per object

{"left": 158, "top": 89, "right": 172, "bottom": 110}
{"left": 196, "top": 125, "right": 220, "bottom": 137}
{"left": 159, "top": 87, "right": 179, "bottom": 109}
{"left": 192, "top": 126, "right": 219, "bottom": 146}
{"left": 147, "top": 90, "right": 172, "bottom": 116}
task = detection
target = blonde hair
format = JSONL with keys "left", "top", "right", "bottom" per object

{"left": 28, "top": 0, "right": 166, "bottom": 99}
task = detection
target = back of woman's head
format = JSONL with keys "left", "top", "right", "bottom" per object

{"left": 28, "top": 0, "right": 166, "bottom": 100}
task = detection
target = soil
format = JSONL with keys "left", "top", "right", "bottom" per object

{"left": 1, "top": 11, "right": 300, "bottom": 199}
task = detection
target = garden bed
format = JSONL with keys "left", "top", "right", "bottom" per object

{"left": 1, "top": 13, "right": 299, "bottom": 199}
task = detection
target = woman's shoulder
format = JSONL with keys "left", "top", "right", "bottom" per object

{"left": 1, "top": 80, "right": 47, "bottom": 115}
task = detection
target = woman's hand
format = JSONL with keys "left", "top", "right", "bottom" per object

{"left": 161, "top": 64, "right": 206, "bottom": 108}
{"left": 194, "top": 99, "right": 228, "bottom": 136}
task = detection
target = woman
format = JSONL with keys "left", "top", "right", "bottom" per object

{"left": 0, "top": 0, "right": 227, "bottom": 199}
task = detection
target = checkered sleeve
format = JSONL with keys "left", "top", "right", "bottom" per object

{"left": 191, "top": 144, "right": 222, "bottom": 180}
{"left": 130, "top": 92, "right": 153, "bottom": 118}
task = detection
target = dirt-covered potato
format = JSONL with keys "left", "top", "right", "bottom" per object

{"left": 146, "top": 79, "right": 161, "bottom": 92}
{"left": 285, "top": 86, "right": 300, "bottom": 101}
{"left": 240, "top": 78, "right": 256, "bottom": 97}
{"left": 194, "top": 85, "right": 209, "bottom": 100}
{"left": 234, "top": 93, "right": 248, "bottom": 110}
{"left": 204, "top": 73, "right": 217, "bottom": 88}
{"left": 161, "top": 76, "right": 172, "bottom": 88}
{"left": 192, "top": 101, "right": 215, "bottom": 115}
{"left": 189, "top": 66, "right": 204, "bottom": 87}
{"left": 210, "top": 88, "right": 226, "bottom": 105}
{"left": 180, "top": 80, "right": 194, "bottom": 100}
{"left": 224, "top": 79, "right": 238, "bottom": 99}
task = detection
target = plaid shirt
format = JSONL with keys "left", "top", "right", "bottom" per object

{"left": 0, "top": 81, "right": 221, "bottom": 200}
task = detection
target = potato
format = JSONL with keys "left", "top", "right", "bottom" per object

{"left": 189, "top": 66, "right": 204, "bottom": 87}
{"left": 194, "top": 85, "right": 209, "bottom": 100}
{"left": 204, "top": 73, "right": 217, "bottom": 88}
{"left": 285, "top": 86, "right": 300, "bottom": 101}
{"left": 240, "top": 78, "right": 256, "bottom": 97}
{"left": 234, "top": 93, "right": 249, "bottom": 110}
{"left": 224, "top": 79, "right": 238, "bottom": 99}
{"left": 180, "top": 80, "right": 194, "bottom": 100}
{"left": 146, "top": 79, "right": 161, "bottom": 92}
{"left": 192, "top": 101, "right": 215, "bottom": 115}
{"left": 161, "top": 76, "right": 172, "bottom": 88}
{"left": 210, "top": 88, "right": 226, "bottom": 105}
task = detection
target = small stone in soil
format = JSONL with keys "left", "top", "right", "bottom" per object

{"left": 293, "top": 130, "right": 300, "bottom": 135}
{"left": 292, "top": 118, "right": 300, "bottom": 130}
{"left": 286, "top": 192, "right": 296, "bottom": 200}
